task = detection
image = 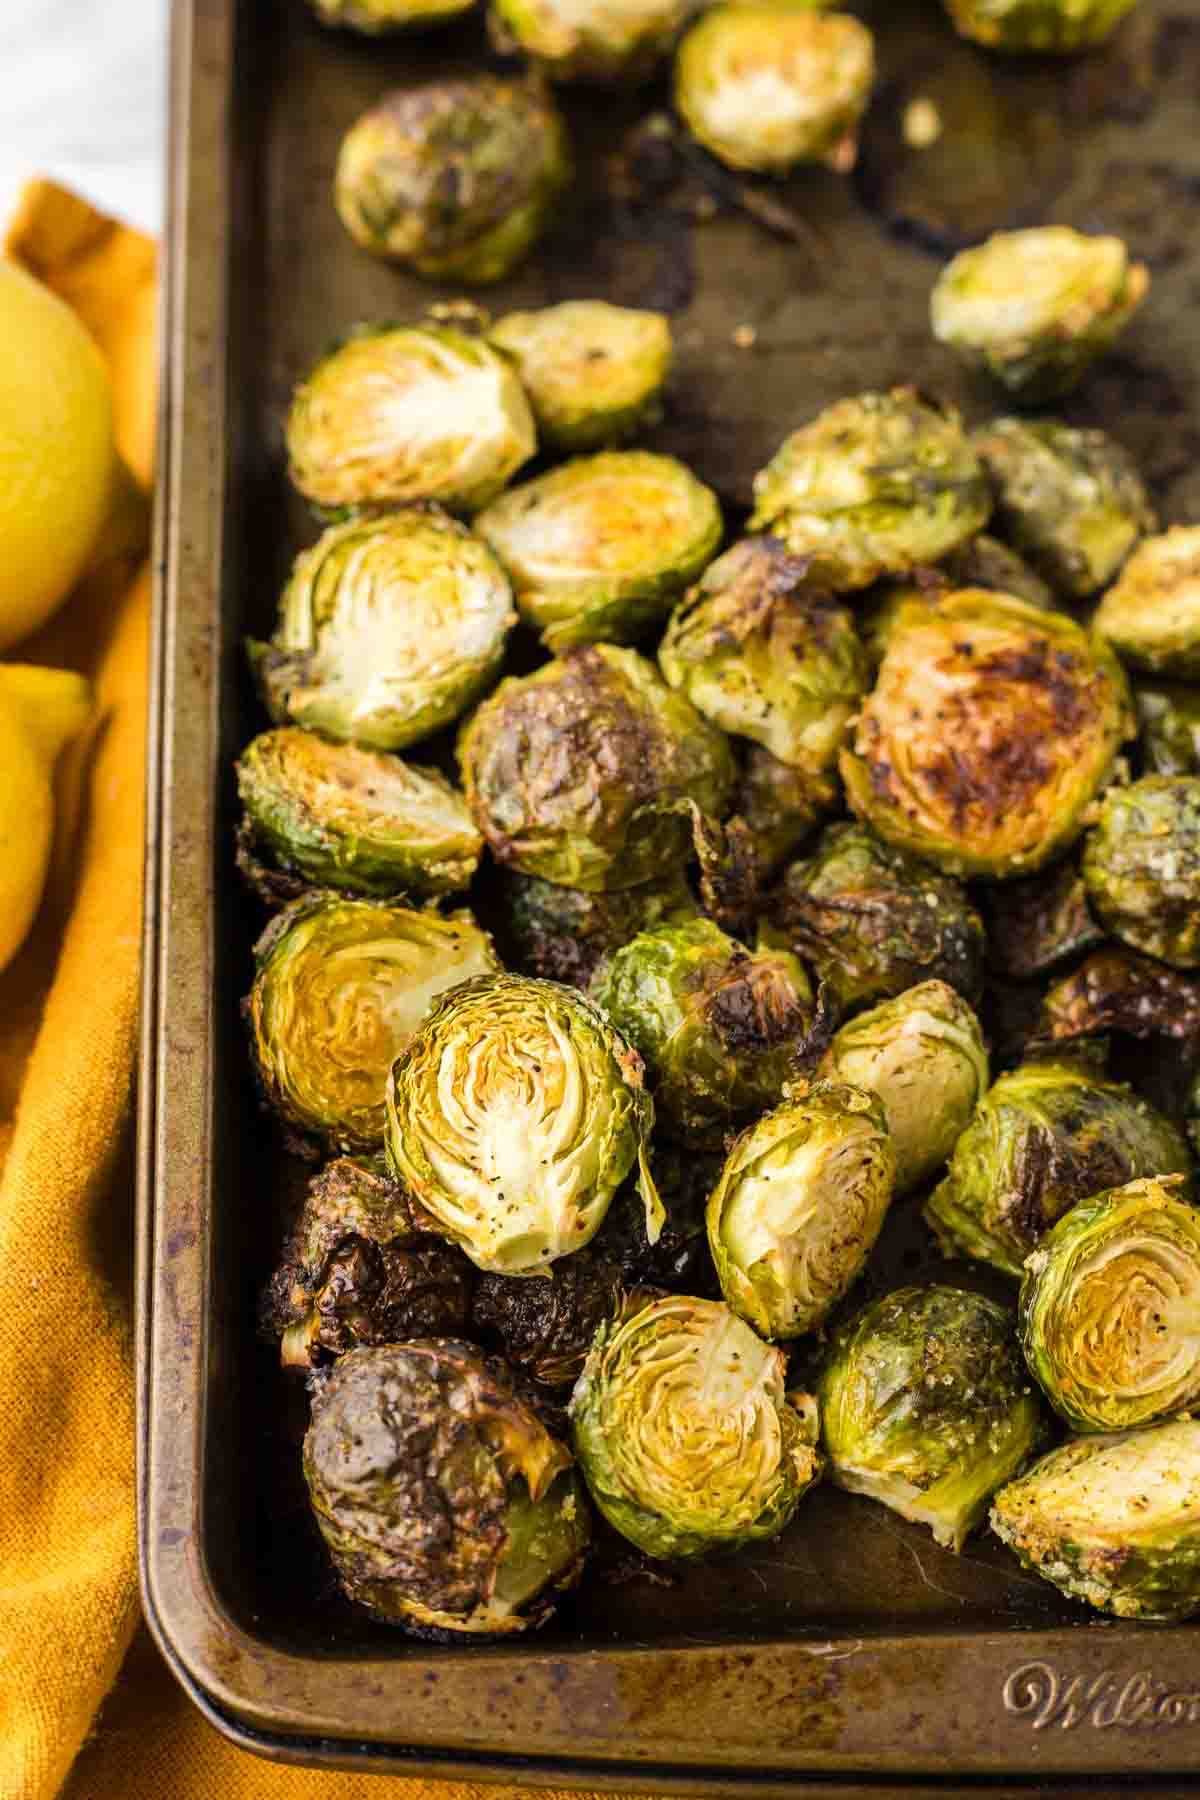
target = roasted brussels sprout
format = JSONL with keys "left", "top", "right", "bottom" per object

{"left": 1094, "top": 527, "right": 1200, "bottom": 679}
{"left": 840, "top": 591, "right": 1133, "bottom": 879}
{"left": 285, "top": 327, "right": 536, "bottom": 514}
{"left": 334, "top": 78, "right": 570, "bottom": 284}
{"left": 973, "top": 417, "right": 1155, "bottom": 599}
{"left": 488, "top": 302, "right": 672, "bottom": 450}
{"left": 1082, "top": 776, "right": 1200, "bottom": 968}
{"left": 246, "top": 896, "right": 499, "bottom": 1151}
{"left": 706, "top": 1082, "right": 895, "bottom": 1340}
{"left": 762, "top": 822, "right": 986, "bottom": 1014}
{"left": 472, "top": 1251, "right": 624, "bottom": 1391}
{"left": 674, "top": 4, "right": 875, "bottom": 175}
{"left": 489, "top": 0, "right": 692, "bottom": 84}
{"left": 1019, "top": 1175, "right": 1200, "bottom": 1435}
{"left": 925, "top": 1059, "right": 1193, "bottom": 1279}
{"left": 235, "top": 728, "right": 482, "bottom": 901}
{"left": 386, "top": 973, "right": 660, "bottom": 1274}
{"left": 304, "top": 1341, "right": 590, "bottom": 1634}
{"left": 594, "top": 918, "right": 819, "bottom": 1147}
{"left": 749, "top": 390, "right": 990, "bottom": 592}
{"left": 984, "top": 855, "right": 1103, "bottom": 981}
{"left": 1037, "top": 946, "right": 1200, "bottom": 1057}
{"left": 658, "top": 536, "right": 867, "bottom": 778}
{"left": 733, "top": 746, "right": 836, "bottom": 875}
{"left": 1137, "top": 682, "right": 1200, "bottom": 777}
{"left": 475, "top": 451, "right": 722, "bottom": 652}
{"left": 260, "top": 1154, "right": 474, "bottom": 1367}
{"left": 459, "top": 644, "right": 735, "bottom": 891}
{"left": 931, "top": 228, "right": 1148, "bottom": 404}
{"left": 818, "top": 1286, "right": 1045, "bottom": 1550}
{"left": 570, "top": 1293, "right": 822, "bottom": 1557}
{"left": 248, "top": 510, "right": 515, "bottom": 753}
{"left": 942, "top": 0, "right": 1138, "bottom": 53}
{"left": 991, "top": 1418, "right": 1200, "bottom": 1621}
{"left": 308, "top": 0, "right": 474, "bottom": 29}
{"left": 817, "top": 982, "right": 989, "bottom": 1194}
{"left": 500, "top": 866, "right": 698, "bottom": 988}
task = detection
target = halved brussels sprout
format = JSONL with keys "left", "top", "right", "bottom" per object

{"left": 706, "top": 1082, "right": 895, "bottom": 1339}
{"left": 500, "top": 866, "right": 698, "bottom": 989}
{"left": 925, "top": 1059, "right": 1193, "bottom": 1280}
{"left": 942, "top": 0, "right": 1138, "bottom": 52}
{"left": 992, "top": 1418, "right": 1200, "bottom": 1621}
{"left": 818, "top": 1285, "right": 1045, "bottom": 1550}
{"left": 593, "top": 918, "right": 819, "bottom": 1147}
{"left": 840, "top": 590, "right": 1133, "bottom": 879}
{"left": 246, "top": 896, "right": 500, "bottom": 1151}
{"left": 334, "top": 78, "right": 570, "bottom": 284}
{"left": 285, "top": 326, "right": 536, "bottom": 513}
{"left": 475, "top": 451, "right": 722, "bottom": 652}
{"left": 817, "top": 981, "right": 989, "bottom": 1194}
{"left": 1095, "top": 527, "right": 1200, "bottom": 679}
{"left": 308, "top": 0, "right": 474, "bottom": 29}
{"left": 931, "top": 228, "right": 1149, "bottom": 404}
{"left": 489, "top": 0, "right": 693, "bottom": 84}
{"left": 1082, "top": 775, "right": 1200, "bottom": 968}
{"left": 235, "top": 727, "right": 482, "bottom": 901}
{"left": 658, "top": 535, "right": 867, "bottom": 775}
{"left": 1020, "top": 1175, "right": 1200, "bottom": 1434}
{"left": 973, "top": 417, "right": 1155, "bottom": 599}
{"left": 249, "top": 510, "right": 515, "bottom": 753}
{"left": 305, "top": 1341, "right": 590, "bottom": 1635}
{"left": 1137, "top": 682, "right": 1200, "bottom": 777}
{"left": 762, "top": 821, "right": 986, "bottom": 1014}
{"left": 983, "top": 855, "right": 1103, "bottom": 981}
{"left": 459, "top": 644, "right": 735, "bottom": 891}
{"left": 488, "top": 302, "right": 672, "bottom": 450}
{"left": 386, "top": 973, "right": 660, "bottom": 1274}
{"left": 749, "top": 390, "right": 990, "bottom": 592}
{"left": 733, "top": 746, "right": 836, "bottom": 875}
{"left": 570, "top": 1293, "right": 822, "bottom": 1557}
{"left": 1038, "top": 946, "right": 1200, "bottom": 1057}
{"left": 674, "top": 4, "right": 875, "bottom": 174}
{"left": 259, "top": 1154, "right": 475, "bottom": 1368}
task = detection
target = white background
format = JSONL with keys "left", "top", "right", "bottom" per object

{"left": 0, "top": 0, "right": 167, "bottom": 233}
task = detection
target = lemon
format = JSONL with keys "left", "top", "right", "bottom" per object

{"left": 0, "top": 664, "right": 92, "bottom": 971}
{"left": 0, "top": 261, "right": 116, "bottom": 651}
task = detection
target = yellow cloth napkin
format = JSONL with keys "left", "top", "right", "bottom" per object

{"left": 0, "top": 183, "right": 642, "bottom": 1800}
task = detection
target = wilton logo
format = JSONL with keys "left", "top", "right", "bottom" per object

{"left": 1003, "top": 1661, "right": 1200, "bottom": 1731}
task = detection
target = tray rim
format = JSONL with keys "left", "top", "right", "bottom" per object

{"left": 136, "top": 0, "right": 1200, "bottom": 1782}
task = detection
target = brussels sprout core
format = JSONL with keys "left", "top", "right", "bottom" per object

{"left": 1094, "top": 526, "right": 1200, "bottom": 679}
{"left": 942, "top": 0, "right": 1138, "bottom": 53}
{"left": 1082, "top": 776, "right": 1200, "bottom": 968}
{"left": 570, "top": 1293, "right": 822, "bottom": 1558}
{"left": 489, "top": 303, "right": 672, "bottom": 450}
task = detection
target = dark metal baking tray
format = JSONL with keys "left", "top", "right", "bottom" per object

{"left": 138, "top": 0, "right": 1200, "bottom": 1783}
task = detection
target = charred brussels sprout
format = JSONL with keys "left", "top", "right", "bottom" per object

{"left": 598, "top": 1141, "right": 724, "bottom": 1293}
{"left": 500, "top": 866, "right": 697, "bottom": 988}
{"left": 459, "top": 644, "right": 735, "bottom": 891}
{"left": 246, "top": 897, "right": 500, "bottom": 1151}
{"left": 925, "top": 1059, "right": 1193, "bottom": 1280}
{"left": 942, "top": 0, "right": 1138, "bottom": 52}
{"left": 1019, "top": 1175, "right": 1200, "bottom": 1435}
{"left": 386, "top": 974, "right": 660, "bottom": 1274}
{"left": 991, "top": 1418, "right": 1200, "bottom": 1621}
{"left": 593, "top": 918, "right": 819, "bottom": 1147}
{"left": 570, "top": 1293, "right": 822, "bottom": 1557}
{"left": 475, "top": 451, "right": 722, "bottom": 652}
{"left": 674, "top": 4, "right": 875, "bottom": 174}
{"left": 984, "top": 856, "right": 1103, "bottom": 981}
{"left": 308, "top": 0, "right": 474, "bottom": 28}
{"left": 658, "top": 536, "right": 867, "bottom": 778}
{"left": 334, "top": 79, "right": 570, "bottom": 284}
{"left": 818, "top": 982, "right": 989, "bottom": 1194}
{"left": 248, "top": 510, "right": 515, "bottom": 752}
{"left": 1137, "top": 683, "right": 1200, "bottom": 777}
{"left": 973, "top": 417, "right": 1155, "bottom": 599}
{"left": 304, "top": 1341, "right": 590, "bottom": 1634}
{"left": 749, "top": 390, "right": 990, "bottom": 592}
{"left": 818, "top": 1286, "right": 1045, "bottom": 1550}
{"left": 762, "top": 821, "right": 986, "bottom": 1014}
{"left": 235, "top": 728, "right": 482, "bottom": 901}
{"left": 1082, "top": 776, "right": 1200, "bottom": 968}
{"left": 841, "top": 591, "right": 1132, "bottom": 879}
{"left": 489, "top": 0, "right": 692, "bottom": 84}
{"left": 488, "top": 302, "right": 672, "bottom": 450}
{"left": 1095, "top": 527, "right": 1200, "bottom": 679}
{"left": 285, "top": 327, "right": 536, "bottom": 514}
{"left": 733, "top": 746, "right": 836, "bottom": 875}
{"left": 260, "top": 1154, "right": 474, "bottom": 1367}
{"left": 1038, "top": 946, "right": 1200, "bottom": 1056}
{"left": 473, "top": 1252, "right": 624, "bottom": 1390}
{"left": 706, "top": 1083, "right": 895, "bottom": 1339}
{"left": 931, "top": 228, "right": 1148, "bottom": 404}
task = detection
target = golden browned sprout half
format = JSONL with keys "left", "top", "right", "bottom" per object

{"left": 1094, "top": 526, "right": 1200, "bottom": 679}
